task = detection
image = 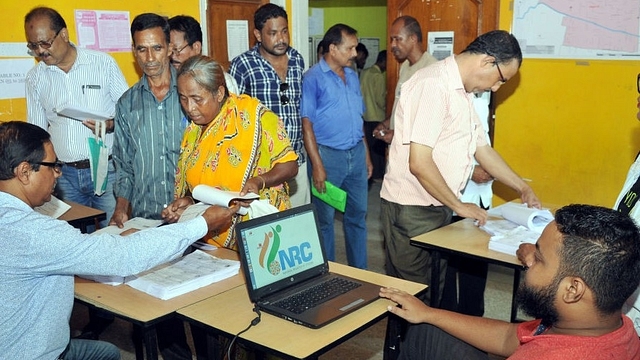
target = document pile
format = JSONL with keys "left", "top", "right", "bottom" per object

{"left": 481, "top": 203, "right": 554, "bottom": 256}
{"left": 126, "top": 250, "right": 240, "bottom": 300}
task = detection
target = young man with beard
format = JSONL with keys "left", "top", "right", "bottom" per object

{"left": 380, "top": 204, "right": 640, "bottom": 359}
{"left": 229, "top": 3, "right": 308, "bottom": 207}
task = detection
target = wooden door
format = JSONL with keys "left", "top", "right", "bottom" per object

{"left": 385, "top": 0, "right": 499, "bottom": 119}
{"left": 206, "top": 0, "right": 269, "bottom": 71}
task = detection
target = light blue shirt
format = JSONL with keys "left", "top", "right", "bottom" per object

{"left": 0, "top": 191, "right": 207, "bottom": 360}
{"left": 301, "top": 58, "right": 365, "bottom": 150}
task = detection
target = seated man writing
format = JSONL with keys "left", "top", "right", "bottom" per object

{"left": 380, "top": 204, "right": 640, "bottom": 359}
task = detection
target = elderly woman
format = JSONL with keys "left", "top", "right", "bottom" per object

{"left": 162, "top": 55, "right": 298, "bottom": 249}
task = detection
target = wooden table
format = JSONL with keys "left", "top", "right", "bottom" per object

{"left": 411, "top": 218, "right": 524, "bottom": 322}
{"left": 74, "top": 248, "right": 244, "bottom": 360}
{"left": 177, "top": 262, "right": 427, "bottom": 360}
{"left": 60, "top": 200, "right": 106, "bottom": 233}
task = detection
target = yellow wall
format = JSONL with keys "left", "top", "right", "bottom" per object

{"left": 493, "top": 2, "right": 640, "bottom": 207}
{"left": 310, "top": 5, "right": 388, "bottom": 51}
{"left": 0, "top": 0, "right": 200, "bottom": 122}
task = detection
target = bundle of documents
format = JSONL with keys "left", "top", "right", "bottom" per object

{"left": 126, "top": 250, "right": 240, "bottom": 300}
{"left": 481, "top": 203, "right": 554, "bottom": 256}
{"left": 486, "top": 226, "right": 541, "bottom": 256}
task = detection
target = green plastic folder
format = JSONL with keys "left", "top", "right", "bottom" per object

{"left": 311, "top": 181, "right": 347, "bottom": 212}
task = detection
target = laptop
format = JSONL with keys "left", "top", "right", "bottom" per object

{"left": 235, "top": 204, "right": 381, "bottom": 329}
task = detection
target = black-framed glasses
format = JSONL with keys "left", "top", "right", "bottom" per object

{"left": 280, "top": 82, "right": 290, "bottom": 105}
{"left": 493, "top": 61, "right": 507, "bottom": 84}
{"left": 33, "top": 159, "right": 64, "bottom": 174}
{"left": 637, "top": 73, "right": 639, "bottom": 94}
{"left": 26, "top": 29, "right": 61, "bottom": 51}
{"left": 172, "top": 43, "right": 190, "bottom": 55}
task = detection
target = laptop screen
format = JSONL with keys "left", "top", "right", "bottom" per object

{"left": 237, "top": 205, "right": 326, "bottom": 291}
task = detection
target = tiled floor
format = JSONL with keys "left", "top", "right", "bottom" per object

{"left": 70, "top": 181, "right": 519, "bottom": 359}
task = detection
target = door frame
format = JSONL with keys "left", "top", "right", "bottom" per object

{"left": 199, "top": 0, "right": 310, "bottom": 69}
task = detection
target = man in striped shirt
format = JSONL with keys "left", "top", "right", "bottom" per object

{"left": 111, "top": 13, "right": 193, "bottom": 359}
{"left": 380, "top": 30, "right": 540, "bottom": 302}
{"left": 25, "top": 7, "right": 128, "bottom": 231}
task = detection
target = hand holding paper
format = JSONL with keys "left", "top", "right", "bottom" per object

{"left": 192, "top": 184, "right": 259, "bottom": 215}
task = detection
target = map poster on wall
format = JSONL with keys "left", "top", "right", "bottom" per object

{"left": 74, "top": 10, "right": 131, "bottom": 52}
{"left": 512, "top": 0, "right": 640, "bottom": 60}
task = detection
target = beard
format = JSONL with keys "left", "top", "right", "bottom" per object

{"left": 516, "top": 277, "right": 561, "bottom": 326}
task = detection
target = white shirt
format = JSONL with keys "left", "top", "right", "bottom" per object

{"left": 460, "top": 91, "right": 493, "bottom": 208}
{"left": 616, "top": 155, "right": 640, "bottom": 335}
{"left": 26, "top": 46, "right": 128, "bottom": 162}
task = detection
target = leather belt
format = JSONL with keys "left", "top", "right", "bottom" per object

{"left": 64, "top": 155, "right": 112, "bottom": 169}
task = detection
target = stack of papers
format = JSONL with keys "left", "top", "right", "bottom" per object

{"left": 487, "top": 226, "right": 541, "bottom": 256}
{"left": 126, "top": 250, "right": 240, "bottom": 300}
{"left": 481, "top": 203, "right": 553, "bottom": 256}
{"left": 56, "top": 105, "right": 112, "bottom": 121}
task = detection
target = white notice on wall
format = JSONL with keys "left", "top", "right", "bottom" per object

{"left": 226, "top": 20, "right": 249, "bottom": 61}
{"left": 75, "top": 10, "right": 131, "bottom": 52}
{"left": 427, "top": 31, "right": 454, "bottom": 61}
{"left": 0, "top": 58, "right": 35, "bottom": 100}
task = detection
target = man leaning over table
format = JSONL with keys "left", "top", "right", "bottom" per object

{"left": 25, "top": 6, "right": 128, "bottom": 231}
{"left": 380, "top": 30, "right": 540, "bottom": 304}
{"left": 0, "top": 121, "right": 237, "bottom": 360}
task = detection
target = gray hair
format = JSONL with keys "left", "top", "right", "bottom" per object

{"left": 177, "top": 55, "right": 229, "bottom": 98}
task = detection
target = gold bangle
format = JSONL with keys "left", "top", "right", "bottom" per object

{"left": 257, "top": 175, "right": 266, "bottom": 191}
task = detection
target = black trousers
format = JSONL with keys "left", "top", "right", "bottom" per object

{"left": 440, "top": 215, "right": 489, "bottom": 316}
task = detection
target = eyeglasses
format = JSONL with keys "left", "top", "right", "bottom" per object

{"left": 493, "top": 61, "right": 507, "bottom": 84}
{"left": 637, "top": 73, "right": 639, "bottom": 94}
{"left": 280, "top": 82, "right": 290, "bottom": 105}
{"left": 33, "top": 159, "right": 64, "bottom": 174}
{"left": 172, "top": 43, "right": 190, "bottom": 55}
{"left": 26, "top": 29, "right": 61, "bottom": 51}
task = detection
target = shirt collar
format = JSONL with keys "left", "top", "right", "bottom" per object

{"left": 142, "top": 65, "right": 178, "bottom": 92}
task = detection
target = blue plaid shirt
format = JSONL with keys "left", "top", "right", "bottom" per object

{"left": 229, "top": 44, "right": 305, "bottom": 165}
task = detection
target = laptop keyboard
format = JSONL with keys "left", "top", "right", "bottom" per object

{"left": 273, "top": 277, "right": 362, "bottom": 314}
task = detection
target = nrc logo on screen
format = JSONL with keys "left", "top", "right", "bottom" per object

{"left": 277, "top": 242, "right": 312, "bottom": 271}
{"left": 258, "top": 225, "right": 314, "bottom": 276}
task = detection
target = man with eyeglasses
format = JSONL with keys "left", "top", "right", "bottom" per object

{"left": 229, "top": 3, "right": 309, "bottom": 207}
{"left": 0, "top": 121, "right": 237, "bottom": 360}
{"left": 167, "top": 14, "right": 239, "bottom": 94}
{"left": 24, "top": 7, "right": 128, "bottom": 233}
{"left": 380, "top": 30, "right": 540, "bottom": 305}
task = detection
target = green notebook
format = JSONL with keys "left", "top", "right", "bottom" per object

{"left": 311, "top": 181, "right": 347, "bottom": 212}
